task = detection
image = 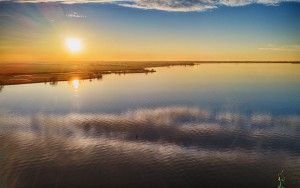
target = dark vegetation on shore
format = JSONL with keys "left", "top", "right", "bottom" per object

{"left": 0, "top": 61, "right": 298, "bottom": 86}
{"left": 0, "top": 61, "right": 196, "bottom": 85}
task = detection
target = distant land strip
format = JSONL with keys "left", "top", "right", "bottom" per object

{"left": 0, "top": 61, "right": 299, "bottom": 85}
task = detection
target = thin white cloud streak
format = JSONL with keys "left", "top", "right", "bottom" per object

{"left": 5, "top": 0, "right": 300, "bottom": 12}
{"left": 66, "top": 11, "right": 86, "bottom": 18}
{"left": 259, "top": 44, "right": 300, "bottom": 51}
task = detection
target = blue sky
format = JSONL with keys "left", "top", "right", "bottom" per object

{"left": 0, "top": 0, "right": 299, "bottom": 61}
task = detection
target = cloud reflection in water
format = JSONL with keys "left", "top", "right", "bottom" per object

{"left": 0, "top": 106, "right": 299, "bottom": 187}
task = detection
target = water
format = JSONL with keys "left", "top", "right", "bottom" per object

{"left": 0, "top": 63, "right": 299, "bottom": 187}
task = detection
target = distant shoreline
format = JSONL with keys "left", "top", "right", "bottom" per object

{"left": 0, "top": 61, "right": 299, "bottom": 86}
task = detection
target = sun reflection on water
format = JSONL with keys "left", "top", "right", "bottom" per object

{"left": 71, "top": 79, "right": 80, "bottom": 91}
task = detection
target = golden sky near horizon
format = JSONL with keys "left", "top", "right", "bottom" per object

{"left": 0, "top": 1, "right": 300, "bottom": 62}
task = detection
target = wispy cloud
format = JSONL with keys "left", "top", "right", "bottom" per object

{"left": 66, "top": 11, "right": 86, "bottom": 18}
{"left": 4, "top": 0, "right": 300, "bottom": 12}
{"left": 259, "top": 44, "right": 300, "bottom": 51}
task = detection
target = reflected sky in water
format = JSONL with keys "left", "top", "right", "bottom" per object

{"left": 0, "top": 63, "right": 300, "bottom": 187}
{"left": 0, "top": 63, "right": 299, "bottom": 115}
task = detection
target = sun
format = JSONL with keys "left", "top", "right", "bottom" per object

{"left": 65, "top": 37, "right": 82, "bottom": 53}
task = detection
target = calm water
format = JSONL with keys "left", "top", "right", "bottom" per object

{"left": 0, "top": 63, "right": 299, "bottom": 187}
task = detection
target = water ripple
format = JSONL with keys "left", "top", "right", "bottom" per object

{"left": 0, "top": 106, "right": 299, "bottom": 187}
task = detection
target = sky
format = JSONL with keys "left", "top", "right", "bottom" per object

{"left": 0, "top": 0, "right": 300, "bottom": 62}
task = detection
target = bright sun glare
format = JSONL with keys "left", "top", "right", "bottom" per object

{"left": 65, "top": 38, "right": 81, "bottom": 53}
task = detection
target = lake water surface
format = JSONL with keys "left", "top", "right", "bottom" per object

{"left": 0, "top": 63, "right": 299, "bottom": 187}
